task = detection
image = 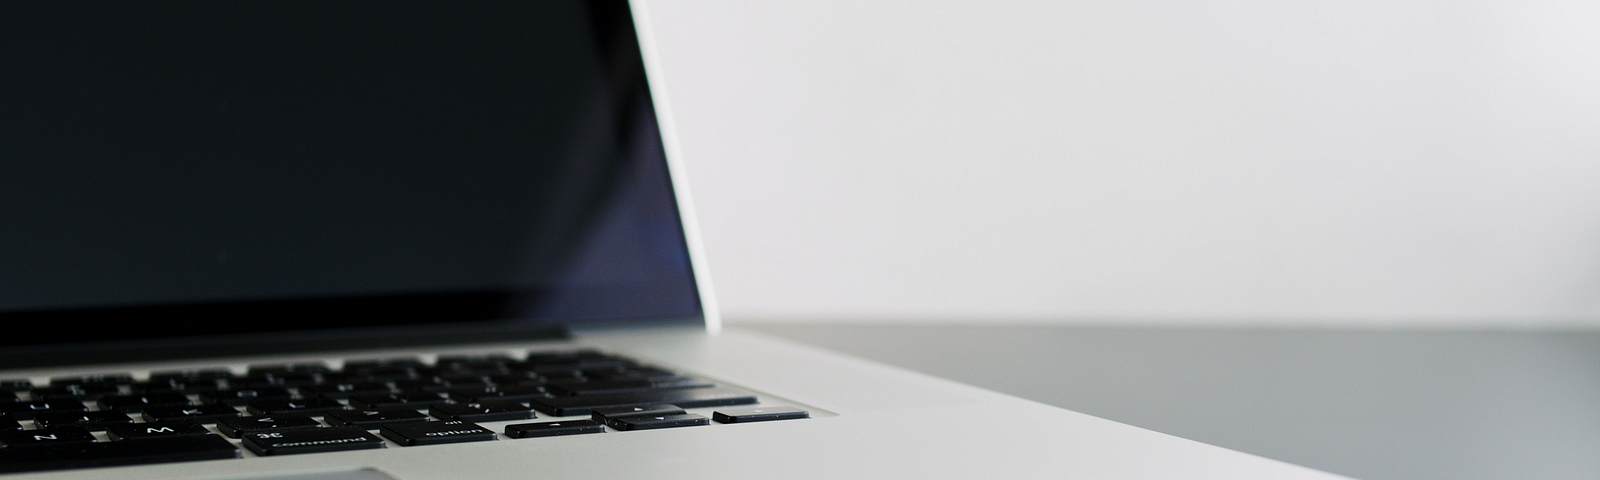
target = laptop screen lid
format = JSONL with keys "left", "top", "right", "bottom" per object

{"left": 0, "top": 1, "right": 708, "bottom": 366}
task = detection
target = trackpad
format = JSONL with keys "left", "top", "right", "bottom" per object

{"left": 223, "top": 469, "right": 398, "bottom": 480}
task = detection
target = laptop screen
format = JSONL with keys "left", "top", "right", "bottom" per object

{"left": 0, "top": 1, "right": 703, "bottom": 357}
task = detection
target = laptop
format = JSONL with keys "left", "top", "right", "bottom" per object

{"left": 0, "top": 1, "right": 1349, "bottom": 478}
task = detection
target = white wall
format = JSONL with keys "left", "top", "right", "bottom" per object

{"left": 643, "top": 0, "right": 1600, "bottom": 327}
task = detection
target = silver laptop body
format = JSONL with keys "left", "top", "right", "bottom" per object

{"left": 0, "top": 1, "right": 1346, "bottom": 479}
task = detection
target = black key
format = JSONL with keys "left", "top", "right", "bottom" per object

{"left": 340, "top": 362, "right": 422, "bottom": 382}
{"left": 0, "top": 400, "right": 86, "bottom": 420}
{"left": 447, "top": 385, "right": 548, "bottom": 403}
{"left": 342, "top": 358, "right": 426, "bottom": 372}
{"left": 520, "top": 350, "right": 614, "bottom": 367}
{"left": 505, "top": 420, "right": 605, "bottom": 439}
{"left": 1, "top": 416, "right": 20, "bottom": 431}
{"left": 392, "top": 379, "right": 449, "bottom": 393}
{"left": 247, "top": 363, "right": 331, "bottom": 375}
{"left": 437, "top": 353, "right": 514, "bottom": 362}
{"left": 528, "top": 387, "right": 757, "bottom": 416}
{"left": 533, "top": 370, "right": 587, "bottom": 383}
{"left": 240, "top": 372, "right": 321, "bottom": 388}
{"left": 534, "top": 357, "right": 631, "bottom": 370}
{"left": 333, "top": 369, "right": 417, "bottom": 382}
{"left": 216, "top": 414, "right": 322, "bottom": 438}
{"left": 435, "top": 355, "right": 513, "bottom": 374}
{"left": 33, "top": 384, "right": 119, "bottom": 399}
{"left": 590, "top": 404, "right": 684, "bottom": 423}
{"left": 0, "top": 379, "right": 35, "bottom": 392}
{"left": 324, "top": 408, "right": 429, "bottom": 428}
{"left": 435, "top": 364, "right": 509, "bottom": 376}
{"left": 347, "top": 392, "right": 447, "bottom": 409}
{"left": 99, "top": 392, "right": 194, "bottom": 412}
{"left": 547, "top": 378, "right": 713, "bottom": 396}
{"left": 712, "top": 406, "right": 810, "bottom": 423}
{"left": 201, "top": 387, "right": 293, "bottom": 406}
{"left": 106, "top": 420, "right": 211, "bottom": 440}
{"left": 320, "top": 373, "right": 397, "bottom": 385}
{"left": 379, "top": 420, "right": 496, "bottom": 446}
{"left": 148, "top": 368, "right": 235, "bottom": 383}
{"left": 578, "top": 365, "right": 639, "bottom": 379}
{"left": 26, "top": 390, "right": 77, "bottom": 402}
{"left": 0, "top": 426, "right": 96, "bottom": 447}
{"left": 142, "top": 404, "right": 242, "bottom": 423}
{"left": 50, "top": 373, "right": 135, "bottom": 387}
{"left": 0, "top": 434, "right": 238, "bottom": 473}
{"left": 604, "top": 413, "right": 709, "bottom": 431}
{"left": 133, "top": 378, "right": 223, "bottom": 395}
{"left": 33, "top": 411, "right": 133, "bottom": 430}
{"left": 486, "top": 372, "right": 545, "bottom": 387}
{"left": 2, "top": 391, "right": 17, "bottom": 403}
{"left": 584, "top": 366, "right": 679, "bottom": 381}
{"left": 300, "top": 382, "right": 391, "bottom": 399}
{"left": 241, "top": 427, "right": 384, "bottom": 456}
{"left": 246, "top": 397, "right": 347, "bottom": 416}
{"left": 429, "top": 401, "right": 535, "bottom": 422}
{"left": 430, "top": 373, "right": 492, "bottom": 390}
{"left": 523, "top": 360, "right": 635, "bottom": 377}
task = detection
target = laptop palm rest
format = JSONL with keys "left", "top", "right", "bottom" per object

{"left": 220, "top": 468, "right": 399, "bottom": 480}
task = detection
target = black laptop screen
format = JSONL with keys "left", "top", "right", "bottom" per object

{"left": 0, "top": 1, "right": 702, "bottom": 352}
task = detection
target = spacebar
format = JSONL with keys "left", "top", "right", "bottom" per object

{"left": 0, "top": 435, "right": 240, "bottom": 473}
{"left": 529, "top": 387, "right": 758, "bottom": 416}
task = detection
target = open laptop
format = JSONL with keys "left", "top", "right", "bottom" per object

{"left": 0, "top": 1, "right": 1350, "bottom": 479}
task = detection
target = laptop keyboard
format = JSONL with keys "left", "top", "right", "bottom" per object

{"left": 0, "top": 350, "right": 807, "bottom": 473}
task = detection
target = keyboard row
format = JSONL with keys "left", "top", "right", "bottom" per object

{"left": 0, "top": 350, "right": 809, "bottom": 473}
{"left": 3, "top": 385, "right": 765, "bottom": 421}
{"left": 0, "top": 403, "right": 808, "bottom": 473}
{"left": 2, "top": 349, "right": 677, "bottom": 405}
